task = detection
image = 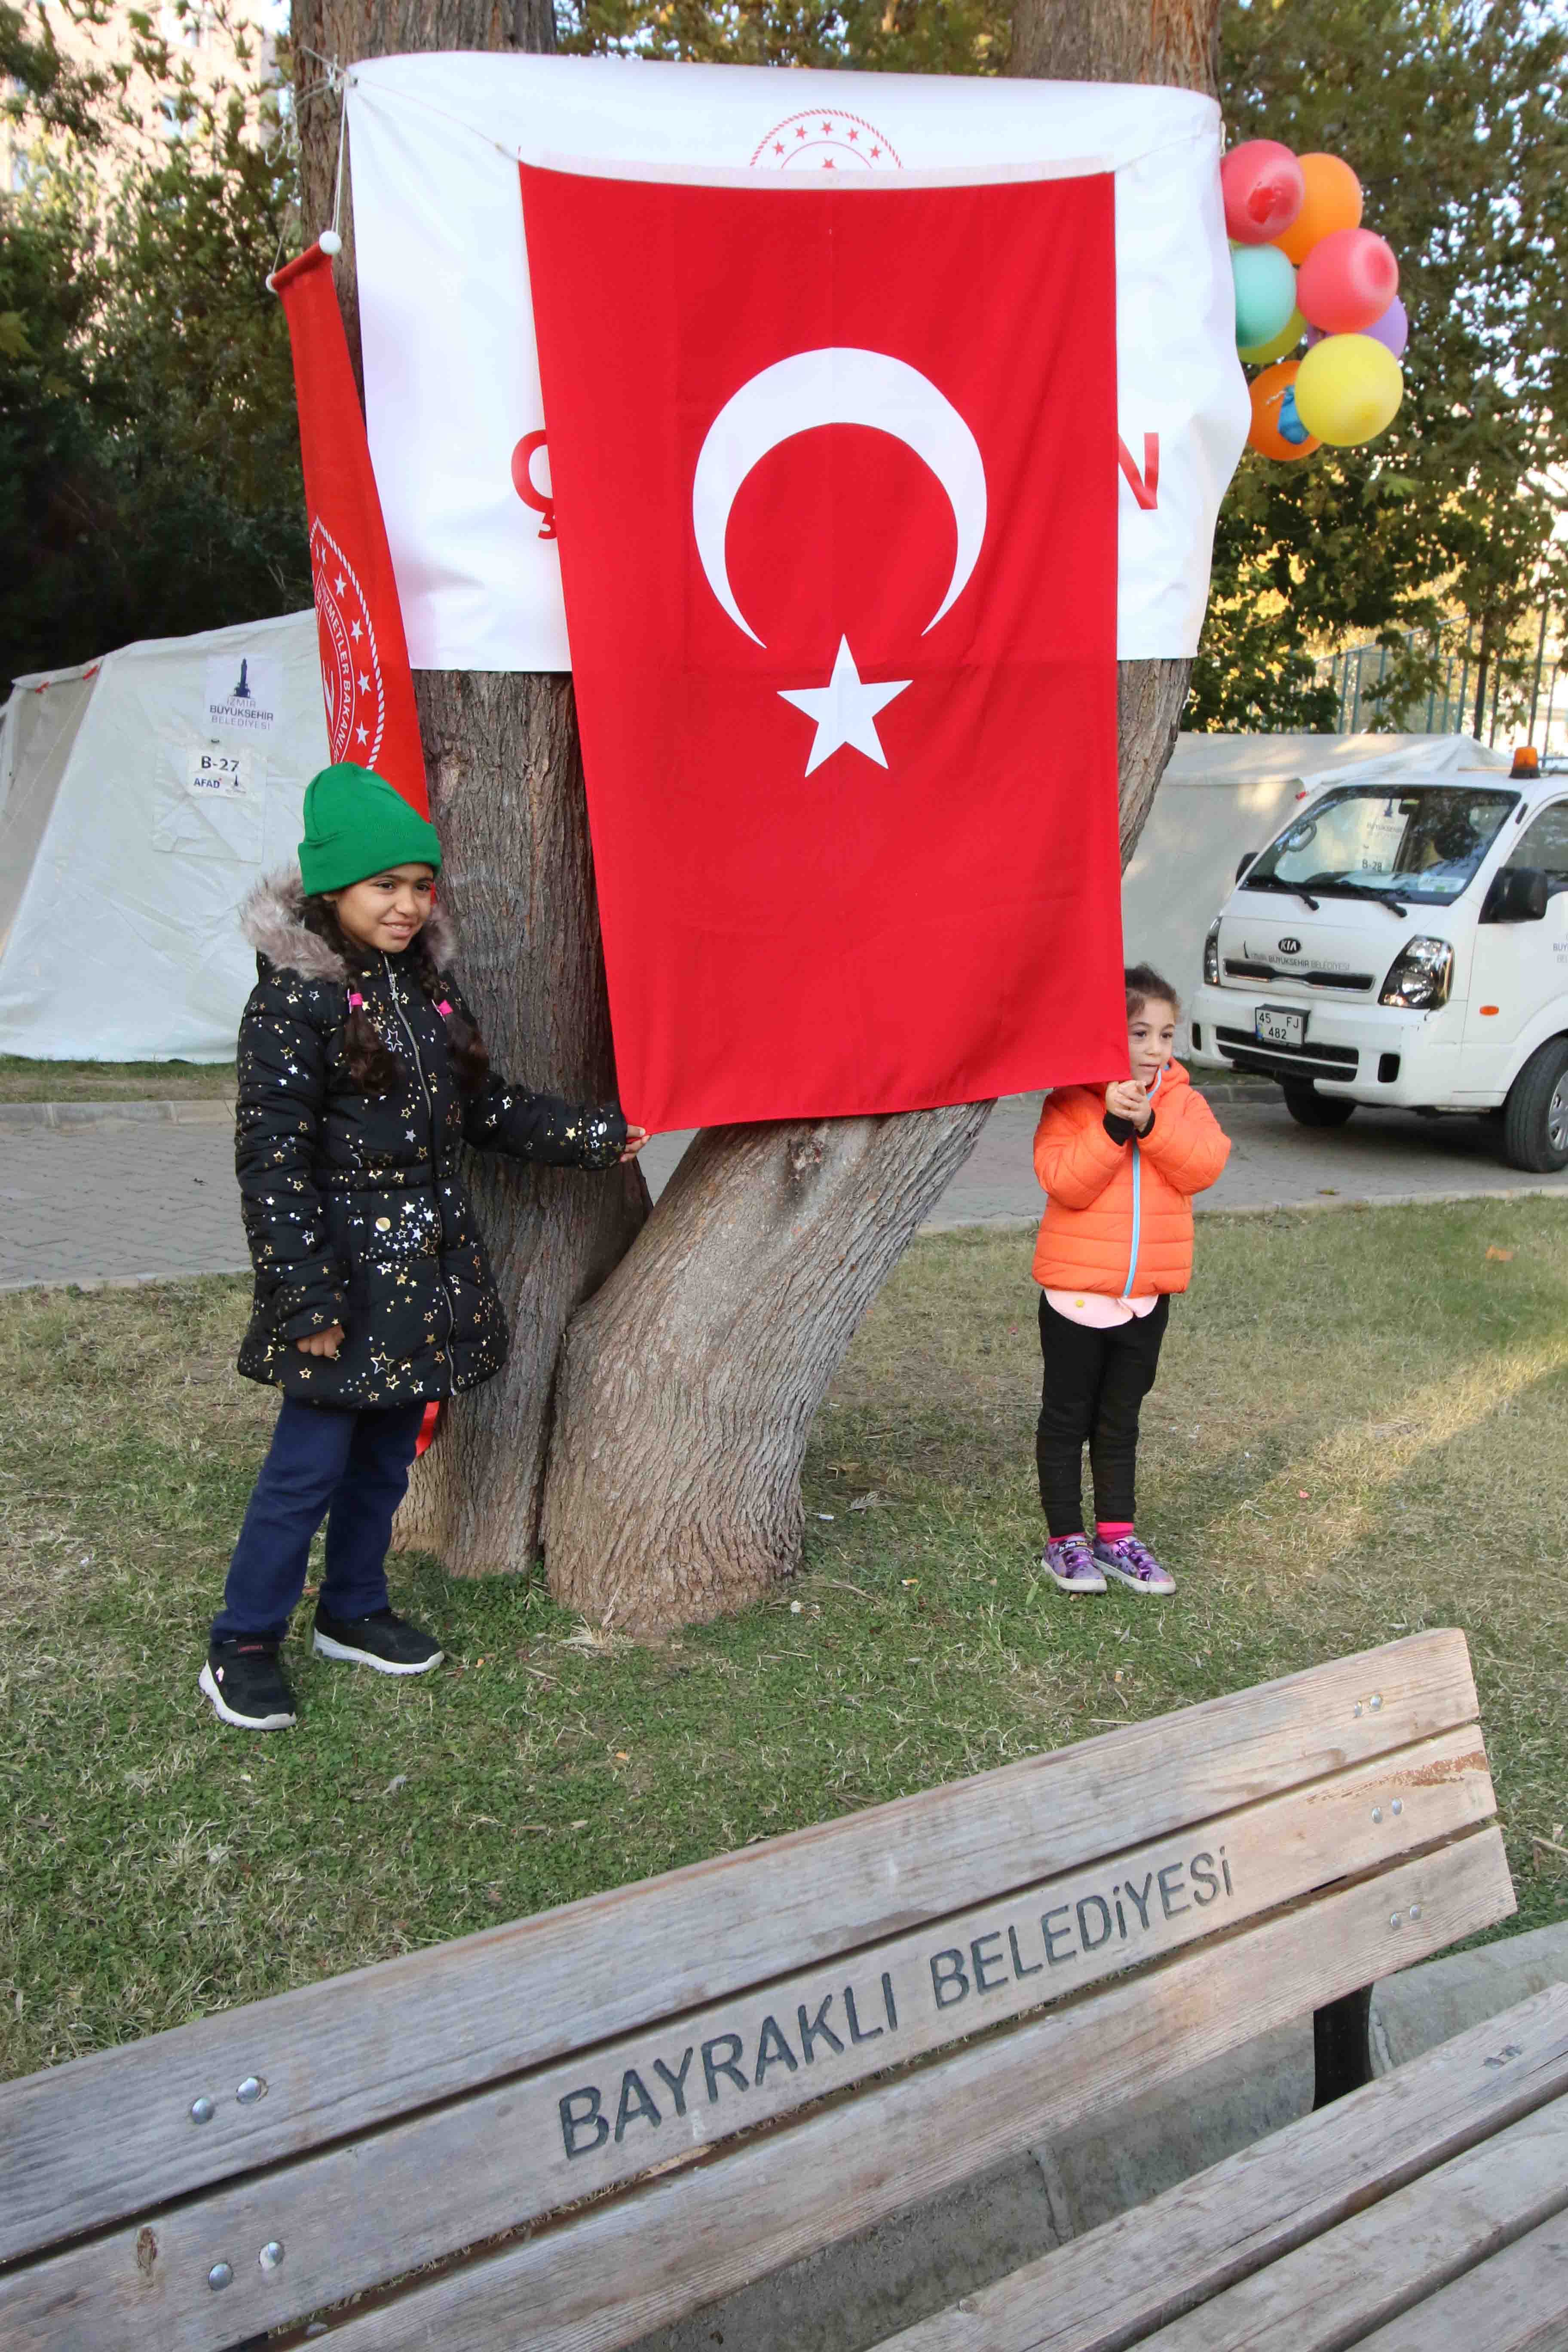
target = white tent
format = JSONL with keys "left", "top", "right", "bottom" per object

{"left": 0, "top": 611, "right": 328, "bottom": 1062}
{"left": 1123, "top": 732, "right": 1513, "bottom": 1020}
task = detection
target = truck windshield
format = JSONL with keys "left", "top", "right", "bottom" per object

{"left": 1246, "top": 785, "right": 1519, "bottom": 908}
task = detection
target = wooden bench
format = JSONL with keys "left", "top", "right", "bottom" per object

{"left": 0, "top": 1629, "right": 1518, "bottom": 2351}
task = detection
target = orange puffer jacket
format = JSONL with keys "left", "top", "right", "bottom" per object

{"left": 1031, "top": 1062, "right": 1230, "bottom": 1296}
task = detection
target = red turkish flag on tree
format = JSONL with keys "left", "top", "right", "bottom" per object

{"left": 272, "top": 242, "right": 430, "bottom": 817}
{"left": 520, "top": 164, "right": 1124, "bottom": 1132}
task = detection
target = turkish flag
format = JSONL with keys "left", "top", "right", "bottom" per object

{"left": 272, "top": 242, "right": 429, "bottom": 816}
{"left": 520, "top": 164, "right": 1124, "bottom": 1131}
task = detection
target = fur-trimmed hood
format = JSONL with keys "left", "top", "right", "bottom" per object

{"left": 239, "top": 867, "right": 457, "bottom": 983}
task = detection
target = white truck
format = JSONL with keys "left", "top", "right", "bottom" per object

{"left": 1188, "top": 763, "right": 1568, "bottom": 1171}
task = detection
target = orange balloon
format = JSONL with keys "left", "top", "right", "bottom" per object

{"left": 1248, "top": 359, "right": 1320, "bottom": 462}
{"left": 1273, "top": 153, "right": 1363, "bottom": 265}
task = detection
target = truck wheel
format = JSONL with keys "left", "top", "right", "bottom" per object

{"left": 1500, "top": 1038, "right": 1568, "bottom": 1172}
{"left": 1282, "top": 1083, "right": 1356, "bottom": 1128}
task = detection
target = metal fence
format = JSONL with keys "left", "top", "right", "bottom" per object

{"left": 1315, "top": 618, "right": 1565, "bottom": 752}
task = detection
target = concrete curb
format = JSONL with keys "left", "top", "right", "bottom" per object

{"left": 0, "top": 1084, "right": 1271, "bottom": 1136}
{"left": 632, "top": 1920, "right": 1568, "bottom": 2352}
{"left": 0, "top": 1097, "right": 235, "bottom": 1131}
{"left": 922, "top": 1181, "right": 1568, "bottom": 1236}
{"left": 0, "top": 1266, "right": 250, "bottom": 1295}
{"left": 1199, "top": 1181, "right": 1568, "bottom": 1218}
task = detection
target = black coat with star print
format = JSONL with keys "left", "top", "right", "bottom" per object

{"left": 232, "top": 870, "right": 628, "bottom": 1409}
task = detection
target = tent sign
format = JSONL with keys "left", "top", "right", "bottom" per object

{"left": 204, "top": 652, "right": 279, "bottom": 736}
{"left": 186, "top": 746, "right": 257, "bottom": 799}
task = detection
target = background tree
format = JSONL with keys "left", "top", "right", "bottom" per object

{"left": 0, "top": 1, "right": 306, "bottom": 692}
{"left": 1, "top": 0, "right": 110, "bottom": 150}
{"left": 1191, "top": 0, "right": 1568, "bottom": 732}
{"left": 558, "top": 0, "right": 1007, "bottom": 71}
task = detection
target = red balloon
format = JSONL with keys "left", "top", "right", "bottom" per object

{"left": 1222, "top": 140, "right": 1306, "bottom": 245}
{"left": 1297, "top": 228, "right": 1400, "bottom": 335}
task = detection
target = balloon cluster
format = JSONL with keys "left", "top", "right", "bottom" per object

{"left": 1223, "top": 141, "right": 1406, "bottom": 462}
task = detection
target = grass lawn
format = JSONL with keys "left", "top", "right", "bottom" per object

{"left": 3, "top": 1200, "right": 1565, "bottom": 2082}
{"left": 0, "top": 1056, "right": 236, "bottom": 1104}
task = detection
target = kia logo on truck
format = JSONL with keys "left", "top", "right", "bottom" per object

{"left": 1277, "top": 937, "right": 1302, "bottom": 955}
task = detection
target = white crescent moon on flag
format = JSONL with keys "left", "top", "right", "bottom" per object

{"left": 692, "top": 347, "right": 987, "bottom": 648}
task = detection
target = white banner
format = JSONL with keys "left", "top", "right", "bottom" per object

{"left": 346, "top": 56, "right": 1247, "bottom": 671}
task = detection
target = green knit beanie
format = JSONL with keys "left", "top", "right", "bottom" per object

{"left": 297, "top": 764, "right": 443, "bottom": 896}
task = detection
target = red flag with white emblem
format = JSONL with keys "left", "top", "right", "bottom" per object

{"left": 520, "top": 163, "right": 1124, "bottom": 1132}
{"left": 272, "top": 242, "right": 430, "bottom": 816}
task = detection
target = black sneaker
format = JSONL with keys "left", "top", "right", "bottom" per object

{"left": 200, "top": 1639, "right": 297, "bottom": 1730}
{"left": 312, "top": 1605, "right": 444, "bottom": 1676}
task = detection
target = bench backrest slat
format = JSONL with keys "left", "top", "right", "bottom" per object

{"left": 0, "top": 1630, "right": 1479, "bottom": 2267}
{"left": 1, "top": 1733, "right": 1510, "bottom": 2350}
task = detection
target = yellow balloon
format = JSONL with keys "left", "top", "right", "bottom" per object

{"left": 1292, "top": 332, "right": 1403, "bottom": 447}
{"left": 1238, "top": 307, "right": 1307, "bottom": 365}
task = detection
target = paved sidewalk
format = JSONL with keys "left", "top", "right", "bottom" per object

{"left": 0, "top": 1119, "right": 247, "bottom": 1289}
{"left": 639, "top": 1091, "right": 1568, "bottom": 1229}
{"left": 6, "top": 1093, "right": 1568, "bottom": 1291}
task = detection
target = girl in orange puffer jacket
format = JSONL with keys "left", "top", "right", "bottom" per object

{"left": 1031, "top": 965, "right": 1230, "bottom": 1598}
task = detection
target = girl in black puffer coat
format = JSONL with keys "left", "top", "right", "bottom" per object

{"left": 201, "top": 763, "right": 646, "bottom": 1733}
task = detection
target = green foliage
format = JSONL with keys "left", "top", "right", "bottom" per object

{"left": 558, "top": 0, "right": 1008, "bottom": 74}
{"left": 0, "top": 6, "right": 306, "bottom": 693}
{"left": 1, "top": 0, "right": 112, "bottom": 148}
{"left": 1194, "top": 0, "right": 1568, "bottom": 732}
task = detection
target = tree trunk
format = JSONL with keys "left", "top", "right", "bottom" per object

{"left": 542, "top": 1, "right": 1218, "bottom": 1633}
{"left": 1009, "top": 0, "right": 1220, "bottom": 90}
{"left": 1471, "top": 624, "right": 1491, "bottom": 740}
{"left": 293, "top": 0, "right": 648, "bottom": 1576}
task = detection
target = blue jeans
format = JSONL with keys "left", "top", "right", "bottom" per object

{"left": 213, "top": 1397, "right": 427, "bottom": 1644}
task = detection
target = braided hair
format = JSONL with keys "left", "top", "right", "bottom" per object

{"left": 301, "top": 895, "right": 492, "bottom": 1097}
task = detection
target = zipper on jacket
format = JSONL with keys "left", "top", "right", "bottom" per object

{"left": 1121, "top": 1067, "right": 1164, "bottom": 1298}
{"left": 384, "top": 956, "right": 456, "bottom": 1385}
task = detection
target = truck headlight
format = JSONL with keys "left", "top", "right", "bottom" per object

{"left": 1203, "top": 922, "right": 1221, "bottom": 986}
{"left": 1379, "top": 936, "right": 1453, "bottom": 1009}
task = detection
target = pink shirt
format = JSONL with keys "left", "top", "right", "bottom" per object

{"left": 1044, "top": 1288, "right": 1160, "bottom": 1329}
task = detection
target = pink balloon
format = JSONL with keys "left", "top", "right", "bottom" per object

{"left": 1297, "top": 228, "right": 1400, "bottom": 334}
{"left": 1222, "top": 140, "right": 1306, "bottom": 245}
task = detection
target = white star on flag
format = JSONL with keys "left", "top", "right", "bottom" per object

{"left": 358, "top": 672, "right": 371, "bottom": 691}
{"left": 356, "top": 723, "right": 369, "bottom": 743}
{"left": 778, "top": 638, "right": 910, "bottom": 777}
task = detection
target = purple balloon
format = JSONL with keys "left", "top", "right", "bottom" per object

{"left": 1367, "top": 295, "right": 1409, "bottom": 358}
{"left": 1306, "top": 296, "right": 1409, "bottom": 358}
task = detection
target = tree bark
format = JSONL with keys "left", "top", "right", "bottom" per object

{"left": 541, "top": 0, "right": 1219, "bottom": 1632}
{"left": 1009, "top": 0, "right": 1220, "bottom": 89}
{"left": 292, "top": 0, "right": 647, "bottom": 1575}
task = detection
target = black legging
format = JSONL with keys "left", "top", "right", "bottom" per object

{"left": 1035, "top": 1292, "right": 1170, "bottom": 1538}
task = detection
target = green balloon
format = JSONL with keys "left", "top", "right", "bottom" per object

{"left": 1232, "top": 244, "right": 1298, "bottom": 351}
{"left": 1239, "top": 306, "right": 1306, "bottom": 365}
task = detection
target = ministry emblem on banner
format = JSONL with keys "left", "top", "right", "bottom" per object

{"left": 310, "top": 520, "right": 387, "bottom": 770}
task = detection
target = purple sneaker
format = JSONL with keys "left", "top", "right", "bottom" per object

{"left": 1093, "top": 1533, "right": 1176, "bottom": 1595}
{"left": 1041, "top": 1536, "right": 1107, "bottom": 1595}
